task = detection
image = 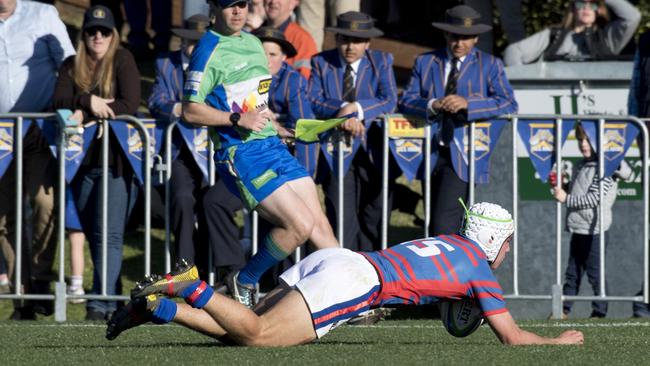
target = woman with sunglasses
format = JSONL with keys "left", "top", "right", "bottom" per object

{"left": 504, "top": 0, "right": 640, "bottom": 66}
{"left": 52, "top": 5, "right": 141, "bottom": 321}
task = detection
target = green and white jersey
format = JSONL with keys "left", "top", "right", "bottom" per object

{"left": 183, "top": 29, "right": 276, "bottom": 150}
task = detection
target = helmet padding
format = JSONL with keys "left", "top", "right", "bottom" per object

{"left": 460, "top": 201, "right": 514, "bottom": 262}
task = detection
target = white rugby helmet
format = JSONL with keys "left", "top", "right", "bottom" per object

{"left": 459, "top": 200, "right": 514, "bottom": 262}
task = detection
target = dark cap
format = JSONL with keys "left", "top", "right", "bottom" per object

{"left": 326, "top": 11, "right": 383, "bottom": 39}
{"left": 211, "top": 0, "right": 250, "bottom": 8}
{"left": 82, "top": 5, "right": 115, "bottom": 31}
{"left": 252, "top": 27, "right": 297, "bottom": 57}
{"left": 431, "top": 5, "right": 492, "bottom": 36}
{"left": 172, "top": 14, "right": 211, "bottom": 41}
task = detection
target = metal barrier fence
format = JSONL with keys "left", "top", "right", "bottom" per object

{"left": 378, "top": 114, "right": 648, "bottom": 318}
{"left": 1, "top": 112, "right": 648, "bottom": 320}
{"left": 0, "top": 114, "right": 152, "bottom": 322}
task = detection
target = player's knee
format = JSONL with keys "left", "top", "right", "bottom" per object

{"left": 290, "top": 214, "right": 314, "bottom": 243}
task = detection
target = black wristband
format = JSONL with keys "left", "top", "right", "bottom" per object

{"left": 229, "top": 112, "right": 241, "bottom": 126}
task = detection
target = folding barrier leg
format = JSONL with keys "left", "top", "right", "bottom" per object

{"left": 551, "top": 284, "right": 563, "bottom": 320}
{"left": 55, "top": 281, "right": 67, "bottom": 322}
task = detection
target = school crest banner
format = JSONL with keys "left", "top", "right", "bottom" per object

{"left": 386, "top": 114, "right": 428, "bottom": 182}
{"left": 177, "top": 122, "right": 210, "bottom": 183}
{"left": 0, "top": 119, "right": 33, "bottom": 179}
{"left": 450, "top": 120, "right": 506, "bottom": 184}
{"left": 517, "top": 120, "right": 575, "bottom": 183}
{"left": 580, "top": 120, "right": 639, "bottom": 177}
{"left": 319, "top": 132, "right": 360, "bottom": 177}
{"left": 112, "top": 119, "right": 163, "bottom": 185}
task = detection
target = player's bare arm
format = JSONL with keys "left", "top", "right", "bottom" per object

{"left": 486, "top": 311, "right": 584, "bottom": 345}
{"left": 182, "top": 101, "right": 273, "bottom": 131}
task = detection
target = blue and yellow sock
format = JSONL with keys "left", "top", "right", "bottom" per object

{"left": 180, "top": 280, "right": 214, "bottom": 309}
{"left": 237, "top": 234, "right": 290, "bottom": 286}
{"left": 152, "top": 298, "right": 177, "bottom": 324}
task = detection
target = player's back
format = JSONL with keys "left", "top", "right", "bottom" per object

{"left": 362, "top": 234, "right": 503, "bottom": 309}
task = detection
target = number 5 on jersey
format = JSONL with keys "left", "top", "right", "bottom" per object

{"left": 407, "top": 239, "right": 455, "bottom": 257}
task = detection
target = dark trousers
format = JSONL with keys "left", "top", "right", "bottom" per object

{"left": 123, "top": 0, "right": 172, "bottom": 52}
{"left": 170, "top": 147, "right": 245, "bottom": 274}
{"left": 429, "top": 147, "right": 469, "bottom": 236}
{"left": 321, "top": 148, "right": 389, "bottom": 252}
{"left": 562, "top": 232, "right": 609, "bottom": 316}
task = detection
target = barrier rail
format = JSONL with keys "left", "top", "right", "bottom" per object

{"left": 379, "top": 113, "right": 649, "bottom": 318}
{"left": 0, "top": 114, "right": 153, "bottom": 322}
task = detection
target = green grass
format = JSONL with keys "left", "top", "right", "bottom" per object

{"left": 0, "top": 318, "right": 649, "bottom": 364}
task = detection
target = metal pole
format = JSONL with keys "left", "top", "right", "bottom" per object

{"left": 55, "top": 119, "right": 67, "bottom": 322}
{"left": 638, "top": 117, "right": 650, "bottom": 304}
{"left": 598, "top": 119, "right": 606, "bottom": 298}
{"left": 208, "top": 132, "right": 216, "bottom": 286}
{"left": 552, "top": 117, "right": 563, "bottom": 319}
{"left": 337, "top": 134, "right": 344, "bottom": 247}
{"left": 101, "top": 119, "right": 109, "bottom": 296}
{"left": 14, "top": 117, "right": 23, "bottom": 297}
{"left": 164, "top": 121, "right": 178, "bottom": 273}
{"left": 512, "top": 117, "right": 519, "bottom": 295}
{"left": 468, "top": 122, "right": 476, "bottom": 205}
{"left": 424, "top": 125, "right": 431, "bottom": 237}
{"left": 381, "top": 116, "right": 389, "bottom": 250}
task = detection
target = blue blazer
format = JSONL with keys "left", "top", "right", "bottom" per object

{"left": 148, "top": 50, "right": 184, "bottom": 121}
{"left": 308, "top": 49, "right": 397, "bottom": 123}
{"left": 399, "top": 48, "right": 517, "bottom": 122}
{"left": 269, "top": 62, "right": 314, "bottom": 128}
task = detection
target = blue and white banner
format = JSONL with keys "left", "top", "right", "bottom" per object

{"left": 0, "top": 119, "right": 33, "bottom": 179}
{"left": 111, "top": 119, "right": 164, "bottom": 185}
{"left": 385, "top": 114, "right": 429, "bottom": 182}
{"left": 35, "top": 119, "right": 98, "bottom": 183}
{"left": 580, "top": 120, "right": 639, "bottom": 177}
{"left": 294, "top": 141, "right": 319, "bottom": 178}
{"left": 517, "top": 120, "right": 575, "bottom": 183}
{"left": 450, "top": 120, "right": 506, "bottom": 184}
{"left": 319, "top": 132, "right": 360, "bottom": 177}
{"left": 177, "top": 122, "right": 210, "bottom": 183}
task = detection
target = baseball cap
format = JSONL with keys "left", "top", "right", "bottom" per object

{"left": 82, "top": 5, "right": 116, "bottom": 31}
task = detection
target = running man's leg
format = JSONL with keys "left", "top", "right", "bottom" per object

{"left": 284, "top": 177, "right": 338, "bottom": 249}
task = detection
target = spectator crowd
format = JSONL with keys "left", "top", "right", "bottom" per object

{"left": 0, "top": 0, "right": 649, "bottom": 321}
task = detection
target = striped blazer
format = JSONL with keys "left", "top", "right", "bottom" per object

{"left": 269, "top": 62, "right": 314, "bottom": 128}
{"left": 308, "top": 48, "right": 397, "bottom": 123}
{"left": 148, "top": 50, "right": 184, "bottom": 121}
{"left": 399, "top": 48, "right": 517, "bottom": 122}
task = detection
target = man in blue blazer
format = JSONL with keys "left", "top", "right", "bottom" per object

{"left": 399, "top": 5, "right": 518, "bottom": 236}
{"left": 148, "top": 14, "right": 246, "bottom": 279}
{"left": 309, "top": 11, "right": 398, "bottom": 251}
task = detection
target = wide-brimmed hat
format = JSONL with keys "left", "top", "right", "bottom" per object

{"left": 172, "top": 14, "right": 210, "bottom": 41}
{"left": 252, "top": 27, "right": 297, "bottom": 57}
{"left": 432, "top": 5, "right": 492, "bottom": 36}
{"left": 211, "top": 0, "right": 250, "bottom": 8}
{"left": 82, "top": 5, "right": 115, "bottom": 31}
{"left": 326, "top": 11, "right": 383, "bottom": 39}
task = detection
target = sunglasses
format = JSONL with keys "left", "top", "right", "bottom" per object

{"left": 85, "top": 27, "right": 112, "bottom": 37}
{"left": 574, "top": 1, "right": 599, "bottom": 11}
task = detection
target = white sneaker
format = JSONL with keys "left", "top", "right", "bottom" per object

{"left": 67, "top": 286, "right": 86, "bottom": 304}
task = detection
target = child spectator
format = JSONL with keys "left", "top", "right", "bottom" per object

{"left": 551, "top": 123, "right": 631, "bottom": 318}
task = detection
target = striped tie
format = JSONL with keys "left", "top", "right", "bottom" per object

{"left": 342, "top": 64, "right": 356, "bottom": 102}
{"left": 440, "top": 57, "right": 460, "bottom": 145}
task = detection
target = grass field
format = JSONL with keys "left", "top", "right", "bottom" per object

{"left": 1, "top": 318, "right": 649, "bottom": 365}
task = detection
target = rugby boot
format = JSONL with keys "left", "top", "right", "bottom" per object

{"left": 225, "top": 271, "right": 257, "bottom": 309}
{"left": 106, "top": 294, "right": 162, "bottom": 340}
{"left": 130, "top": 259, "right": 199, "bottom": 299}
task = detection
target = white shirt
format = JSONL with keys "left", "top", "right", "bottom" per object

{"left": 339, "top": 55, "right": 364, "bottom": 121}
{"left": 0, "top": 1, "right": 75, "bottom": 113}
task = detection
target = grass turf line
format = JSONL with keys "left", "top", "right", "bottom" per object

{"left": 0, "top": 319, "right": 649, "bottom": 364}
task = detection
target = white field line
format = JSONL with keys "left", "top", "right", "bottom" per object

{"left": 0, "top": 321, "right": 649, "bottom": 329}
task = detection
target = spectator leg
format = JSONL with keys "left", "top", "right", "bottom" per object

{"left": 151, "top": 0, "right": 172, "bottom": 53}
{"left": 297, "top": 0, "right": 326, "bottom": 51}
{"left": 322, "top": 157, "right": 361, "bottom": 251}
{"left": 586, "top": 232, "right": 609, "bottom": 317}
{"left": 170, "top": 154, "right": 203, "bottom": 264}
{"left": 429, "top": 149, "right": 468, "bottom": 236}
{"left": 563, "top": 234, "right": 588, "bottom": 314}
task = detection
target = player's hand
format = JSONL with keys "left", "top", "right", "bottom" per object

{"left": 440, "top": 95, "right": 468, "bottom": 114}
{"left": 336, "top": 103, "right": 359, "bottom": 118}
{"left": 90, "top": 95, "right": 116, "bottom": 119}
{"left": 238, "top": 108, "right": 274, "bottom": 132}
{"left": 552, "top": 186, "right": 567, "bottom": 203}
{"left": 341, "top": 118, "right": 365, "bottom": 137}
{"left": 555, "top": 330, "right": 584, "bottom": 345}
